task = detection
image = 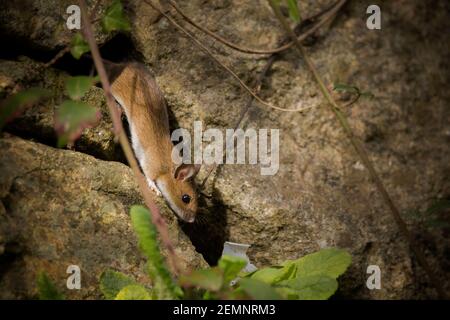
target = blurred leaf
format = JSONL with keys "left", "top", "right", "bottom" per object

{"left": 334, "top": 83, "right": 374, "bottom": 100}
{"left": 285, "top": 0, "right": 300, "bottom": 22}
{"left": 0, "top": 88, "right": 50, "bottom": 131}
{"left": 276, "top": 275, "right": 338, "bottom": 300}
{"left": 248, "top": 263, "right": 296, "bottom": 285}
{"left": 179, "top": 267, "right": 223, "bottom": 292}
{"left": 218, "top": 255, "right": 247, "bottom": 285}
{"left": 100, "top": 269, "right": 137, "bottom": 300}
{"left": 114, "top": 284, "right": 152, "bottom": 300}
{"left": 102, "top": 0, "right": 131, "bottom": 33}
{"left": 360, "top": 91, "right": 375, "bottom": 99}
{"left": 290, "top": 248, "right": 352, "bottom": 279}
{"left": 238, "top": 278, "right": 282, "bottom": 300}
{"left": 65, "top": 76, "right": 99, "bottom": 100}
{"left": 55, "top": 100, "right": 100, "bottom": 147}
{"left": 37, "top": 272, "right": 64, "bottom": 300}
{"left": 333, "top": 83, "right": 360, "bottom": 94}
{"left": 130, "top": 205, "right": 179, "bottom": 299}
{"left": 70, "top": 33, "right": 90, "bottom": 60}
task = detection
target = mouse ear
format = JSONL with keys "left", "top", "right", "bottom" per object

{"left": 174, "top": 164, "right": 201, "bottom": 181}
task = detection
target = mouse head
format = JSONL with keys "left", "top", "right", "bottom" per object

{"left": 156, "top": 164, "right": 201, "bottom": 223}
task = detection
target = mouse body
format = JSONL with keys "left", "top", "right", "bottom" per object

{"left": 109, "top": 62, "right": 199, "bottom": 223}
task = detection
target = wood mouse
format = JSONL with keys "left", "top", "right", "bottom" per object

{"left": 107, "top": 62, "right": 200, "bottom": 223}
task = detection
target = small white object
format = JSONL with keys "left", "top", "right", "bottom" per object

{"left": 222, "top": 241, "right": 257, "bottom": 273}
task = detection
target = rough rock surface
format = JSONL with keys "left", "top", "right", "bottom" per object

{"left": 0, "top": 135, "right": 207, "bottom": 299}
{"left": 0, "top": 0, "right": 109, "bottom": 53}
{"left": 132, "top": 0, "right": 450, "bottom": 299}
{"left": 1, "top": 0, "right": 449, "bottom": 299}
{"left": 0, "top": 58, "right": 124, "bottom": 161}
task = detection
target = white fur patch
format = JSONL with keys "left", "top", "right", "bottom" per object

{"left": 146, "top": 178, "right": 162, "bottom": 196}
{"left": 113, "top": 95, "right": 160, "bottom": 196}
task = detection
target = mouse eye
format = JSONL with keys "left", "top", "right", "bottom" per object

{"left": 182, "top": 194, "right": 191, "bottom": 204}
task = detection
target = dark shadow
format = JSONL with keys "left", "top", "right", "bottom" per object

{"left": 179, "top": 186, "right": 228, "bottom": 266}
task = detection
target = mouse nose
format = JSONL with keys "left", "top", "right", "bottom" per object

{"left": 184, "top": 210, "right": 195, "bottom": 223}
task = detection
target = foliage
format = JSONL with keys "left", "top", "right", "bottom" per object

{"left": 54, "top": 74, "right": 101, "bottom": 148}
{"left": 37, "top": 272, "right": 64, "bottom": 300}
{"left": 0, "top": 88, "right": 50, "bottom": 131}
{"left": 70, "top": 0, "right": 130, "bottom": 59}
{"left": 65, "top": 76, "right": 99, "bottom": 100}
{"left": 245, "top": 248, "right": 351, "bottom": 300}
{"left": 238, "top": 278, "right": 283, "bottom": 299}
{"left": 285, "top": 0, "right": 300, "bottom": 23}
{"left": 98, "top": 206, "right": 351, "bottom": 300}
{"left": 70, "top": 32, "right": 90, "bottom": 60}
{"left": 333, "top": 83, "right": 375, "bottom": 99}
{"left": 272, "top": 0, "right": 301, "bottom": 23}
{"left": 218, "top": 255, "right": 247, "bottom": 285}
{"left": 63, "top": 0, "right": 130, "bottom": 144}
{"left": 100, "top": 269, "right": 140, "bottom": 299}
{"left": 102, "top": 0, "right": 131, "bottom": 33}
{"left": 54, "top": 100, "right": 100, "bottom": 147}
{"left": 115, "top": 285, "right": 152, "bottom": 300}
{"left": 130, "top": 205, "right": 181, "bottom": 299}
{"left": 34, "top": 0, "right": 352, "bottom": 301}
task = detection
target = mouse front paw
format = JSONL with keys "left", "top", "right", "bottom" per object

{"left": 147, "top": 179, "right": 162, "bottom": 197}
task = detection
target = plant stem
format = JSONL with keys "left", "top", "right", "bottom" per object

{"left": 78, "top": 0, "right": 181, "bottom": 276}
{"left": 168, "top": 0, "right": 347, "bottom": 55}
{"left": 145, "top": 0, "right": 311, "bottom": 113}
{"left": 268, "top": 0, "right": 446, "bottom": 299}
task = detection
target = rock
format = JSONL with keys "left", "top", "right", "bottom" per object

{"left": 0, "top": 134, "right": 207, "bottom": 299}
{"left": 0, "top": 57, "right": 123, "bottom": 161}
{"left": 0, "top": 0, "right": 109, "bottom": 53}
{"left": 130, "top": 0, "right": 450, "bottom": 298}
{"left": 1, "top": 0, "right": 449, "bottom": 299}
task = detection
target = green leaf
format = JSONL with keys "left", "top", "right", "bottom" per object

{"left": 333, "top": 83, "right": 360, "bottom": 94}
{"left": 70, "top": 33, "right": 90, "bottom": 60}
{"left": 130, "top": 205, "right": 179, "bottom": 299}
{"left": 114, "top": 284, "right": 152, "bottom": 300}
{"left": 37, "top": 272, "right": 64, "bottom": 300}
{"left": 102, "top": 0, "right": 131, "bottom": 33}
{"left": 290, "top": 248, "right": 352, "bottom": 279}
{"left": 218, "top": 255, "right": 247, "bottom": 285}
{"left": 334, "top": 83, "right": 374, "bottom": 99}
{"left": 248, "top": 263, "right": 296, "bottom": 284}
{"left": 0, "top": 88, "right": 50, "bottom": 131}
{"left": 238, "top": 278, "right": 282, "bottom": 300}
{"left": 99, "top": 269, "right": 137, "bottom": 300}
{"left": 276, "top": 275, "right": 338, "bottom": 300}
{"left": 65, "top": 76, "right": 99, "bottom": 100}
{"left": 360, "top": 91, "right": 375, "bottom": 99}
{"left": 179, "top": 267, "right": 224, "bottom": 291}
{"left": 54, "top": 100, "right": 100, "bottom": 147}
{"left": 285, "top": 0, "right": 300, "bottom": 23}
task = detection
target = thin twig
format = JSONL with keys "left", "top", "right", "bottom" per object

{"left": 44, "top": 0, "right": 101, "bottom": 68}
{"left": 200, "top": 3, "right": 346, "bottom": 188}
{"left": 78, "top": 0, "right": 181, "bottom": 276}
{"left": 145, "top": 0, "right": 312, "bottom": 113}
{"left": 268, "top": 0, "right": 446, "bottom": 299}
{"left": 43, "top": 47, "right": 71, "bottom": 68}
{"left": 200, "top": 55, "right": 278, "bottom": 188}
{"left": 169, "top": 0, "right": 347, "bottom": 55}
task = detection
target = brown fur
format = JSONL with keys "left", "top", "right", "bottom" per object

{"left": 110, "top": 63, "right": 199, "bottom": 222}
